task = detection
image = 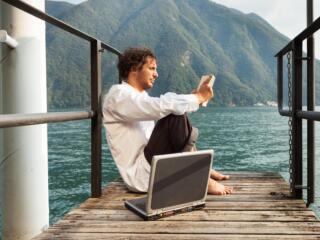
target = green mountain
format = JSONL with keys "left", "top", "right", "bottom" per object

{"left": 45, "top": 0, "right": 320, "bottom": 108}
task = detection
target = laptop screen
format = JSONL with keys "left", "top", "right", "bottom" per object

{"left": 150, "top": 152, "right": 212, "bottom": 209}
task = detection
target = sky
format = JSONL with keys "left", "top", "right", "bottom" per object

{"left": 213, "top": 0, "right": 320, "bottom": 39}
{"left": 211, "top": 1, "right": 320, "bottom": 59}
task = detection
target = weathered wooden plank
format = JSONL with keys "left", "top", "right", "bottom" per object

{"left": 97, "top": 193, "right": 293, "bottom": 202}
{"left": 206, "top": 194, "right": 292, "bottom": 201}
{"left": 110, "top": 172, "right": 283, "bottom": 181}
{"left": 102, "top": 187, "right": 290, "bottom": 196}
{"left": 223, "top": 182, "right": 288, "bottom": 188}
{"left": 32, "top": 233, "right": 320, "bottom": 240}
{"left": 106, "top": 179, "right": 288, "bottom": 187}
{"left": 99, "top": 190, "right": 293, "bottom": 201}
{"left": 107, "top": 180, "right": 288, "bottom": 186}
{"left": 80, "top": 199, "right": 307, "bottom": 210}
{"left": 104, "top": 185, "right": 290, "bottom": 193}
{"left": 84, "top": 197, "right": 305, "bottom": 204}
{"left": 45, "top": 221, "right": 320, "bottom": 234}
{"left": 103, "top": 180, "right": 289, "bottom": 195}
{"left": 104, "top": 176, "right": 287, "bottom": 188}
{"left": 223, "top": 172, "right": 282, "bottom": 177}
{"left": 106, "top": 178, "right": 286, "bottom": 187}
{"left": 64, "top": 209, "right": 317, "bottom": 222}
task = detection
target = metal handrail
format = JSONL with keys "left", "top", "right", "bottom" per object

{"left": 278, "top": 109, "right": 291, "bottom": 117}
{"left": 0, "top": 0, "right": 121, "bottom": 128}
{"left": 296, "top": 111, "right": 320, "bottom": 121}
{"left": 278, "top": 109, "right": 320, "bottom": 121}
{"left": 1, "top": 0, "right": 121, "bottom": 55}
{"left": 275, "top": 15, "right": 320, "bottom": 57}
{"left": 0, "top": 0, "right": 122, "bottom": 198}
{"left": 0, "top": 111, "right": 94, "bottom": 128}
{"left": 277, "top": 50, "right": 320, "bottom": 121}
{"left": 276, "top": 0, "right": 317, "bottom": 206}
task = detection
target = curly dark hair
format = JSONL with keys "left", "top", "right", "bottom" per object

{"left": 117, "top": 47, "right": 156, "bottom": 80}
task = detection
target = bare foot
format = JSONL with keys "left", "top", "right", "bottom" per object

{"left": 207, "top": 179, "right": 233, "bottom": 195}
{"left": 210, "top": 169, "right": 230, "bottom": 181}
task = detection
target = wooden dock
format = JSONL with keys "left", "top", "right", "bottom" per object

{"left": 33, "top": 172, "right": 320, "bottom": 239}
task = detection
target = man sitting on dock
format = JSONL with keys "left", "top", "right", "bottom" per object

{"left": 103, "top": 47, "right": 233, "bottom": 195}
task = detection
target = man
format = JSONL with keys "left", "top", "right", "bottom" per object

{"left": 103, "top": 47, "right": 233, "bottom": 195}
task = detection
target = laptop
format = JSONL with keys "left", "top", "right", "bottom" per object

{"left": 124, "top": 149, "right": 213, "bottom": 220}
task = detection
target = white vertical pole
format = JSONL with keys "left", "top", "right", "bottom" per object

{"left": 0, "top": 1, "right": 3, "bottom": 237}
{"left": 1, "top": 1, "right": 49, "bottom": 239}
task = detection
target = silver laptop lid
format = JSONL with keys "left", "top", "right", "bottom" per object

{"left": 146, "top": 149, "right": 213, "bottom": 214}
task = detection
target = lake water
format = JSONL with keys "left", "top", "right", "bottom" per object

{"left": 1, "top": 106, "right": 320, "bottom": 233}
{"left": 46, "top": 106, "right": 320, "bottom": 224}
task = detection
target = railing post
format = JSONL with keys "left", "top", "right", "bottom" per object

{"left": 307, "top": 0, "right": 315, "bottom": 206}
{"left": 277, "top": 55, "right": 283, "bottom": 112}
{"left": 291, "top": 40, "right": 303, "bottom": 199}
{"left": 91, "top": 40, "right": 102, "bottom": 198}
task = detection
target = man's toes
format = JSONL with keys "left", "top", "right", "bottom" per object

{"left": 210, "top": 170, "right": 230, "bottom": 181}
{"left": 225, "top": 187, "right": 233, "bottom": 194}
{"left": 216, "top": 189, "right": 225, "bottom": 195}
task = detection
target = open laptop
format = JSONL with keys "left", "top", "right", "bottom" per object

{"left": 125, "top": 149, "right": 213, "bottom": 220}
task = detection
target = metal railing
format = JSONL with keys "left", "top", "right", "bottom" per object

{"left": 275, "top": 0, "right": 319, "bottom": 205}
{"left": 0, "top": 0, "right": 121, "bottom": 197}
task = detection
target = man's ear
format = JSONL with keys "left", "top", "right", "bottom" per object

{"left": 130, "top": 66, "right": 138, "bottom": 73}
{"left": 128, "top": 67, "right": 137, "bottom": 80}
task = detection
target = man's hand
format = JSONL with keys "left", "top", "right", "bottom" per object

{"left": 192, "top": 79, "right": 214, "bottom": 105}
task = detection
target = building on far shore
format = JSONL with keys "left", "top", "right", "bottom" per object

{"left": 266, "top": 101, "right": 278, "bottom": 107}
{"left": 254, "top": 102, "right": 265, "bottom": 107}
{"left": 253, "top": 101, "right": 278, "bottom": 107}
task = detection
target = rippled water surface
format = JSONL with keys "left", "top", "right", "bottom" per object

{"left": 191, "top": 107, "right": 290, "bottom": 172}
{"left": 49, "top": 107, "right": 320, "bottom": 223}
{"left": 1, "top": 107, "right": 320, "bottom": 233}
{"left": 46, "top": 107, "right": 320, "bottom": 224}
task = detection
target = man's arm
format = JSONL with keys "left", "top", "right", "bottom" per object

{"left": 103, "top": 89, "right": 199, "bottom": 123}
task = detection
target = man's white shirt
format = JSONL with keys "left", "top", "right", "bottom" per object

{"left": 103, "top": 82, "right": 199, "bottom": 192}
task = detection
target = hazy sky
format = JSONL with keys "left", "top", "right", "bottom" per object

{"left": 213, "top": 0, "right": 320, "bottom": 39}
{"left": 55, "top": 0, "right": 318, "bottom": 39}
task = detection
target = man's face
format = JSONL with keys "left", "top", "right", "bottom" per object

{"left": 135, "top": 57, "right": 158, "bottom": 91}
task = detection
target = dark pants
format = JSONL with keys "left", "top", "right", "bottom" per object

{"left": 144, "top": 114, "right": 198, "bottom": 164}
